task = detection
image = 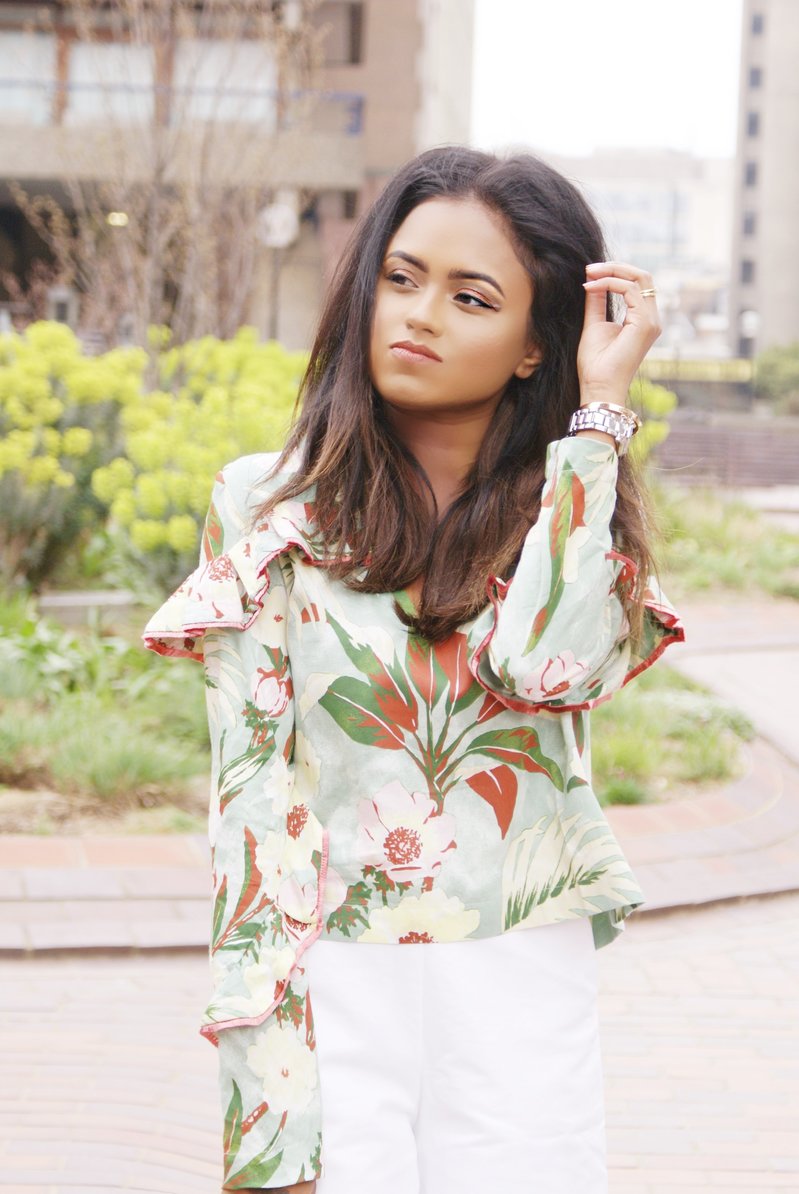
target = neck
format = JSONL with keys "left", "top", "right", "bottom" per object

{"left": 384, "top": 402, "right": 498, "bottom": 513}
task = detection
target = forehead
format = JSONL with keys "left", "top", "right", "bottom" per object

{"left": 386, "top": 197, "right": 529, "bottom": 283}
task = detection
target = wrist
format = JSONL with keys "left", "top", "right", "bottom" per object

{"left": 579, "top": 388, "right": 630, "bottom": 408}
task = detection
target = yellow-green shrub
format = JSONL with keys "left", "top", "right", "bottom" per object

{"left": 628, "top": 375, "right": 678, "bottom": 464}
{"left": 0, "top": 322, "right": 305, "bottom": 591}
{"left": 0, "top": 321, "right": 144, "bottom": 589}
{"left": 92, "top": 328, "right": 304, "bottom": 588}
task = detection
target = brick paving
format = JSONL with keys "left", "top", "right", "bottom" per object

{"left": 597, "top": 891, "right": 799, "bottom": 1193}
{"left": 1, "top": 892, "right": 797, "bottom": 1192}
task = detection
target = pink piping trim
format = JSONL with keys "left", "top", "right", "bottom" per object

{"left": 468, "top": 552, "right": 685, "bottom": 716}
{"left": 199, "top": 827, "right": 331, "bottom": 1047}
{"left": 142, "top": 535, "right": 352, "bottom": 660}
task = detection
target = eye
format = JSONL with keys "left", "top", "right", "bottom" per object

{"left": 454, "top": 290, "right": 495, "bottom": 310}
{"left": 386, "top": 270, "right": 415, "bottom": 287}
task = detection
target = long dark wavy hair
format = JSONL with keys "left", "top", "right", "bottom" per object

{"left": 255, "top": 145, "right": 654, "bottom": 642}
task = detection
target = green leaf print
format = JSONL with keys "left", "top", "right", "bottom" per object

{"left": 274, "top": 982, "right": 305, "bottom": 1029}
{"left": 502, "top": 812, "right": 630, "bottom": 930}
{"left": 217, "top": 724, "right": 278, "bottom": 813}
{"left": 223, "top": 1080, "right": 243, "bottom": 1166}
{"left": 201, "top": 496, "right": 224, "bottom": 560}
{"left": 310, "top": 1132, "right": 323, "bottom": 1178}
{"left": 363, "top": 864, "right": 396, "bottom": 905}
{"left": 211, "top": 875, "right": 228, "bottom": 949}
{"left": 229, "top": 827, "right": 262, "bottom": 926}
{"left": 458, "top": 727, "right": 564, "bottom": 789}
{"left": 326, "top": 615, "right": 420, "bottom": 731}
{"left": 406, "top": 634, "right": 448, "bottom": 708}
{"left": 325, "top": 879, "right": 371, "bottom": 936}
{"left": 326, "top": 613, "right": 385, "bottom": 676}
{"left": 224, "top": 1147, "right": 285, "bottom": 1189}
{"left": 319, "top": 677, "right": 407, "bottom": 750}
{"left": 524, "top": 460, "right": 586, "bottom": 654}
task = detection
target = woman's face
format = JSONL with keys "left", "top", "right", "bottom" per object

{"left": 369, "top": 196, "right": 541, "bottom": 418}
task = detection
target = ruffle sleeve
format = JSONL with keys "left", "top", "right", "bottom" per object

{"left": 142, "top": 453, "right": 326, "bottom": 662}
{"left": 141, "top": 454, "right": 331, "bottom": 1040}
{"left": 465, "top": 436, "right": 685, "bottom": 713}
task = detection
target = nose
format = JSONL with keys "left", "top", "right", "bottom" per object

{"left": 405, "top": 286, "right": 443, "bottom": 336}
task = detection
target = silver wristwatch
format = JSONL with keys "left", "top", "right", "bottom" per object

{"left": 567, "top": 402, "right": 642, "bottom": 456}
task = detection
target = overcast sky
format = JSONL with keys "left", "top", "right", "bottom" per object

{"left": 471, "top": 0, "right": 743, "bottom": 158}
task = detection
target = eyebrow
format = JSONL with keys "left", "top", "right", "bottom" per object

{"left": 385, "top": 250, "right": 506, "bottom": 299}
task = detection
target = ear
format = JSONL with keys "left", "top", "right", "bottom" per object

{"left": 513, "top": 344, "right": 543, "bottom": 380}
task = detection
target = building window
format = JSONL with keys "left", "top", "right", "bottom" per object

{"left": 749, "top": 65, "right": 762, "bottom": 87}
{"left": 320, "top": 2, "right": 365, "bottom": 66}
{"left": 752, "top": 13, "right": 764, "bottom": 34}
{"left": 740, "top": 259, "right": 755, "bottom": 284}
{"left": 747, "top": 111, "right": 760, "bottom": 136}
{"left": 743, "top": 211, "right": 756, "bottom": 236}
{"left": 744, "top": 161, "right": 758, "bottom": 186}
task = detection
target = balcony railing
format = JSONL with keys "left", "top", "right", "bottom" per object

{"left": 0, "top": 77, "right": 364, "bottom": 136}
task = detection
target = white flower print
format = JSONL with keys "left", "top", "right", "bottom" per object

{"left": 356, "top": 781, "right": 456, "bottom": 882}
{"left": 358, "top": 888, "right": 480, "bottom": 943}
{"left": 263, "top": 753, "right": 294, "bottom": 818}
{"left": 210, "top": 947, "right": 296, "bottom": 1019}
{"left": 321, "top": 863, "right": 348, "bottom": 919}
{"left": 293, "top": 731, "right": 322, "bottom": 793}
{"left": 246, "top": 1021, "right": 318, "bottom": 1115}
{"left": 298, "top": 672, "right": 339, "bottom": 719}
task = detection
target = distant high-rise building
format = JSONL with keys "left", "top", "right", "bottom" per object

{"left": 729, "top": 0, "right": 799, "bottom": 357}
{"left": 541, "top": 147, "right": 734, "bottom": 359}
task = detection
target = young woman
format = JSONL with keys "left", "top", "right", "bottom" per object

{"left": 144, "top": 145, "right": 683, "bottom": 1194}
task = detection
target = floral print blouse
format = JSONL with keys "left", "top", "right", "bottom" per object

{"left": 143, "top": 435, "right": 683, "bottom": 1187}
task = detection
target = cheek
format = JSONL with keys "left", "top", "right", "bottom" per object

{"left": 456, "top": 322, "right": 529, "bottom": 380}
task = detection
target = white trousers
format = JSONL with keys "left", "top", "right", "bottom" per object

{"left": 306, "top": 915, "right": 608, "bottom": 1194}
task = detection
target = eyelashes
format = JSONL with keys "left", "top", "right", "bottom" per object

{"left": 384, "top": 271, "right": 496, "bottom": 310}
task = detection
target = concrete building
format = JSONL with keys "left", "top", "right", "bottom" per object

{"left": 729, "top": 0, "right": 799, "bottom": 357}
{"left": 0, "top": 0, "right": 475, "bottom": 349}
{"left": 541, "top": 148, "right": 734, "bottom": 359}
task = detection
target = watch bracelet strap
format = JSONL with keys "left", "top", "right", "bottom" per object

{"left": 567, "top": 402, "right": 642, "bottom": 455}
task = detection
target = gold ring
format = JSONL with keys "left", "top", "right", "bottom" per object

{"left": 639, "top": 288, "right": 657, "bottom": 297}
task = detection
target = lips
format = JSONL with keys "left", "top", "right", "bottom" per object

{"left": 390, "top": 340, "right": 442, "bottom": 363}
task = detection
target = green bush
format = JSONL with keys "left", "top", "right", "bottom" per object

{"left": 92, "top": 327, "right": 305, "bottom": 589}
{"left": 0, "top": 322, "right": 306, "bottom": 592}
{"left": 627, "top": 375, "right": 678, "bottom": 465}
{"left": 0, "top": 596, "right": 209, "bottom": 802}
{"left": 753, "top": 341, "right": 799, "bottom": 415}
{"left": 0, "top": 322, "right": 143, "bottom": 590}
{"left": 655, "top": 486, "right": 799, "bottom": 600}
{"left": 593, "top": 665, "right": 755, "bottom": 805}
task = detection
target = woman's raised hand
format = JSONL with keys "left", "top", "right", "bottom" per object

{"left": 577, "top": 261, "right": 662, "bottom": 407}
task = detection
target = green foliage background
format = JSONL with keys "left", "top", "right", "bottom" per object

{"left": 0, "top": 321, "right": 305, "bottom": 593}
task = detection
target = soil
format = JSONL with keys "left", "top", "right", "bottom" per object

{"left": 0, "top": 776, "right": 209, "bottom": 836}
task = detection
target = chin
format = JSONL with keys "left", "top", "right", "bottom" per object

{"left": 377, "top": 380, "right": 439, "bottom": 408}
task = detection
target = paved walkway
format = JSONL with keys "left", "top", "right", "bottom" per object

{"left": 2, "top": 892, "right": 797, "bottom": 1192}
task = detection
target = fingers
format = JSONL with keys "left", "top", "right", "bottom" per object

{"left": 585, "top": 260, "right": 656, "bottom": 290}
{"left": 582, "top": 261, "right": 662, "bottom": 340}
